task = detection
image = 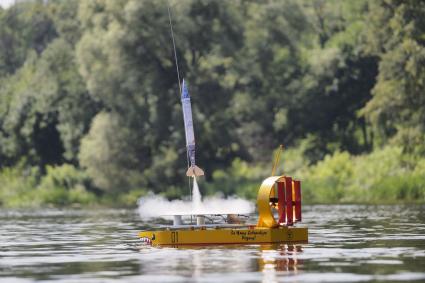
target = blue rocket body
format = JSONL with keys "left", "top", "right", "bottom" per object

{"left": 181, "top": 79, "right": 204, "bottom": 177}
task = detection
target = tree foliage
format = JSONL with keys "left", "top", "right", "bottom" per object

{"left": 361, "top": 0, "right": 425, "bottom": 154}
{"left": 0, "top": 0, "right": 424, "bottom": 203}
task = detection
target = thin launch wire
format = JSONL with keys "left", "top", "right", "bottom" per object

{"left": 167, "top": 3, "right": 182, "bottom": 93}
{"left": 167, "top": 2, "right": 192, "bottom": 201}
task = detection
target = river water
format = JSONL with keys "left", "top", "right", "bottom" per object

{"left": 1, "top": 205, "right": 424, "bottom": 282}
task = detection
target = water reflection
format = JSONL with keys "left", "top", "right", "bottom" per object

{"left": 258, "top": 244, "right": 303, "bottom": 283}
{"left": 135, "top": 243, "right": 305, "bottom": 282}
{"left": 259, "top": 244, "right": 302, "bottom": 271}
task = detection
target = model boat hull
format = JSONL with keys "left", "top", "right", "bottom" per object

{"left": 139, "top": 226, "right": 308, "bottom": 246}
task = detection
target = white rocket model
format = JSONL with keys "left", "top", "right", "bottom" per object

{"left": 181, "top": 79, "right": 204, "bottom": 177}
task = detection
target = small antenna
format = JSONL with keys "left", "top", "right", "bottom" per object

{"left": 167, "top": 2, "right": 182, "bottom": 93}
{"left": 271, "top": 145, "right": 284, "bottom": 176}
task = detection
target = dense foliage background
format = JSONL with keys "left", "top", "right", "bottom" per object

{"left": 0, "top": 0, "right": 424, "bottom": 207}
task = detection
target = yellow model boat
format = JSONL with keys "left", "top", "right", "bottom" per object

{"left": 139, "top": 175, "right": 308, "bottom": 246}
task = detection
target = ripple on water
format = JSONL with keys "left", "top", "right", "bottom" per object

{"left": 0, "top": 205, "right": 424, "bottom": 282}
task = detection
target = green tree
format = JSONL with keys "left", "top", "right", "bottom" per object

{"left": 228, "top": 0, "right": 309, "bottom": 161}
{"left": 76, "top": 0, "right": 251, "bottom": 190}
{"left": 79, "top": 112, "right": 146, "bottom": 192}
{"left": 0, "top": 1, "right": 57, "bottom": 76}
{"left": 286, "top": 0, "right": 377, "bottom": 162}
{"left": 0, "top": 38, "right": 96, "bottom": 167}
{"left": 361, "top": 0, "right": 425, "bottom": 154}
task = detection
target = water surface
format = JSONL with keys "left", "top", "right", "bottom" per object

{"left": 1, "top": 205, "right": 424, "bottom": 282}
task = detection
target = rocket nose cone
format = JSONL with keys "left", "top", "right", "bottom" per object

{"left": 181, "top": 79, "right": 190, "bottom": 99}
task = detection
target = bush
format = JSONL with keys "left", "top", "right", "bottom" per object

{"left": 300, "top": 151, "right": 353, "bottom": 203}
{"left": 198, "top": 146, "right": 425, "bottom": 204}
{"left": 0, "top": 162, "right": 41, "bottom": 207}
{"left": 36, "top": 164, "right": 96, "bottom": 206}
{"left": 117, "top": 189, "right": 147, "bottom": 207}
{"left": 300, "top": 146, "right": 425, "bottom": 203}
{"left": 205, "top": 158, "right": 266, "bottom": 199}
{"left": 1, "top": 146, "right": 424, "bottom": 207}
{"left": 78, "top": 112, "right": 146, "bottom": 192}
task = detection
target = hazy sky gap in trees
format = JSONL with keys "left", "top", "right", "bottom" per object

{"left": 0, "top": 0, "right": 16, "bottom": 9}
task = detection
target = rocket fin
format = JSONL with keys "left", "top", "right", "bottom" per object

{"left": 186, "top": 165, "right": 205, "bottom": 177}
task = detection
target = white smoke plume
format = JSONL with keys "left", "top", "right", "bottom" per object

{"left": 138, "top": 192, "right": 254, "bottom": 219}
